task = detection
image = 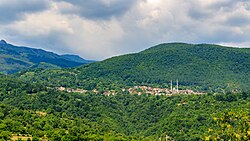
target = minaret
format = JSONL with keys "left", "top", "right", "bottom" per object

{"left": 176, "top": 79, "right": 179, "bottom": 93}
{"left": 170, "top": 80, "right": 173, "bottom": 92}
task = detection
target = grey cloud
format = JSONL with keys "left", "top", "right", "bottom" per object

{"left": 197, "top": 28, "right": 248, "bottom": 44}
{"left": 0, "top": 0, "right": 50, "bottom": 24}
{"left": 188, "top": 8, "right": 212, "bottom": 20}
{"left": 1, "top": 0, "right": 250, "bottom": 60}
{"left": 187, "top": 2, "right": 214, "bottom": 20}
{"left": 247, "top": 3, "right": 250, "bottom": 10}
{"left": 3, "top": 27, "right": 74, "bottom": 55}
{"left": 207, "top": 0, "right": 237, "bottom": 10}
{"left": 226, "top": 15, "right": 250, "bottom": 26}
{"left": 56, "top": 0, "right": 137, "bottom": 19}
{"left": 187, "top": 0, "right": 246, "bottom": 20}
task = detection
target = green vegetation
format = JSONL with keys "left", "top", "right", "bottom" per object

{"left": 17, "top": 43, "right": 250, "bottom": 92}
{"left": 0, "top": 75, "right": 249, "bottom": 140}
{"left": 30, "top": 62, "right": 61, "bottom": 70}
{"left": 205, "top": 110, "right": 249, "bottom": 141}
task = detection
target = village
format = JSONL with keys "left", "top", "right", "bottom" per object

{"left": 55, "top": 80, "right": 205, "bottom": 96}
{"left": 127, "top": 85, "right": 204, "bottom": 96}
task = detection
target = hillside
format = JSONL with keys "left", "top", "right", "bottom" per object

{"left": 0, "top": 40, "right": 93, "bottom": 74}
{"left": 18, "top": 43, "right": 250, "bottom": 92}
{"left": 0, "top": 74, "right": 249, "bottom": 140}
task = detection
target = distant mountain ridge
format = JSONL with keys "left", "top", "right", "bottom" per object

{"left": 61, "top": 54, "right": 96, "bottom": 64}
{"left": 0, "top": 40, "right": 7, "bottom": 44}
{"left": 0, "top": 40, "right": 94, "bottom": 74}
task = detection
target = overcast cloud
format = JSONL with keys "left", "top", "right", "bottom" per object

{"left": 0, "top": 0, "right": 250, "bottom": 60}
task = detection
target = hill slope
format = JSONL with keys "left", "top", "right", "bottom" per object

{"left": 18, "top": 43, "right": 250, "bottom": 92}
{"left": 0, "top": 40, "right": 93, "bottom": 74}
{"left": 0, "top": 74, "right": 249, "bottom": 140}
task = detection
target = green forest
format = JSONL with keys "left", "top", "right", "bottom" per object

{"left": 0, "top": 74, "right": 249, "bottom": 140}
{"left": 16, "top": 43, "right": 250, "bottom": 93}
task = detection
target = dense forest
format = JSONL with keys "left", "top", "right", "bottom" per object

{"left": 16, "top": 43, "right": 250, "bottom": 93}
{"left": 0, "top": 74, "right": 249, "bottom": 140}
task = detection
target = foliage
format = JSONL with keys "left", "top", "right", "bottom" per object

{"left": 0, "top": 75, "right": 249, "bottom": 140}
{"left": 16, "top": 43, "right": 250, "bottom": 92}
{"left": 204, "top": 110, "right": 250, "bottom": 141}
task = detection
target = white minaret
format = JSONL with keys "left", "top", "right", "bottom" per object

{"left": 170, "top": 80, "right": 173, "bottom": 92}
{"left": 176, "top": 79, "right": 179, "bottom": 93}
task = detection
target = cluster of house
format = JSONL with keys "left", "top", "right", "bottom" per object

{"left": 56, "top": 86, "right": 88, "bottom": 93}
{"left": 55, "top": 80, "right": 205, "bottom": 96}
{"left": 127, "top": 85, "right": 204, "bottom": 96}
{"left": 55, "top": 86, "right": 116, "bottom": 96}
{"left": 55, "top": 85, "right": 204, "bottom": 96}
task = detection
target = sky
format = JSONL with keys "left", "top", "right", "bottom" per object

{"left": 0, "top": 0, "right": 250, "bottom": 60}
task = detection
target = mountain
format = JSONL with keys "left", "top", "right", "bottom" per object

{"left": 18, "top": 43, "right": 250, "bottom": 92}
{"left": 61, "top": 54, "right": 96, "bottom": 64}
{"left": 0, "top": 40, "right": 92, "bottom": 74}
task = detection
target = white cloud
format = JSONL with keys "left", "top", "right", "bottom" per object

{"left": 6, "top": 13, "right": 74, "bottom": 37}
{"left": 0, "top": 0, "right": 250, "bottom": 60}
{"left": 62, "top": 17, "right": 126, "bottom": 59}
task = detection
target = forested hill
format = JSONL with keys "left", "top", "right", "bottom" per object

{"left": 0, "top": 74, "right": 249, "bottom": 140}
{"left": 18, "top": 43, "right": 250, "bottom": 92}
{"left": 0, "top": 40, "right": 93, "bottom": 74}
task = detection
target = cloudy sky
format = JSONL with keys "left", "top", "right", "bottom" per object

{"left": 0, "top": 0, "right": 250, "bottom": 60}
